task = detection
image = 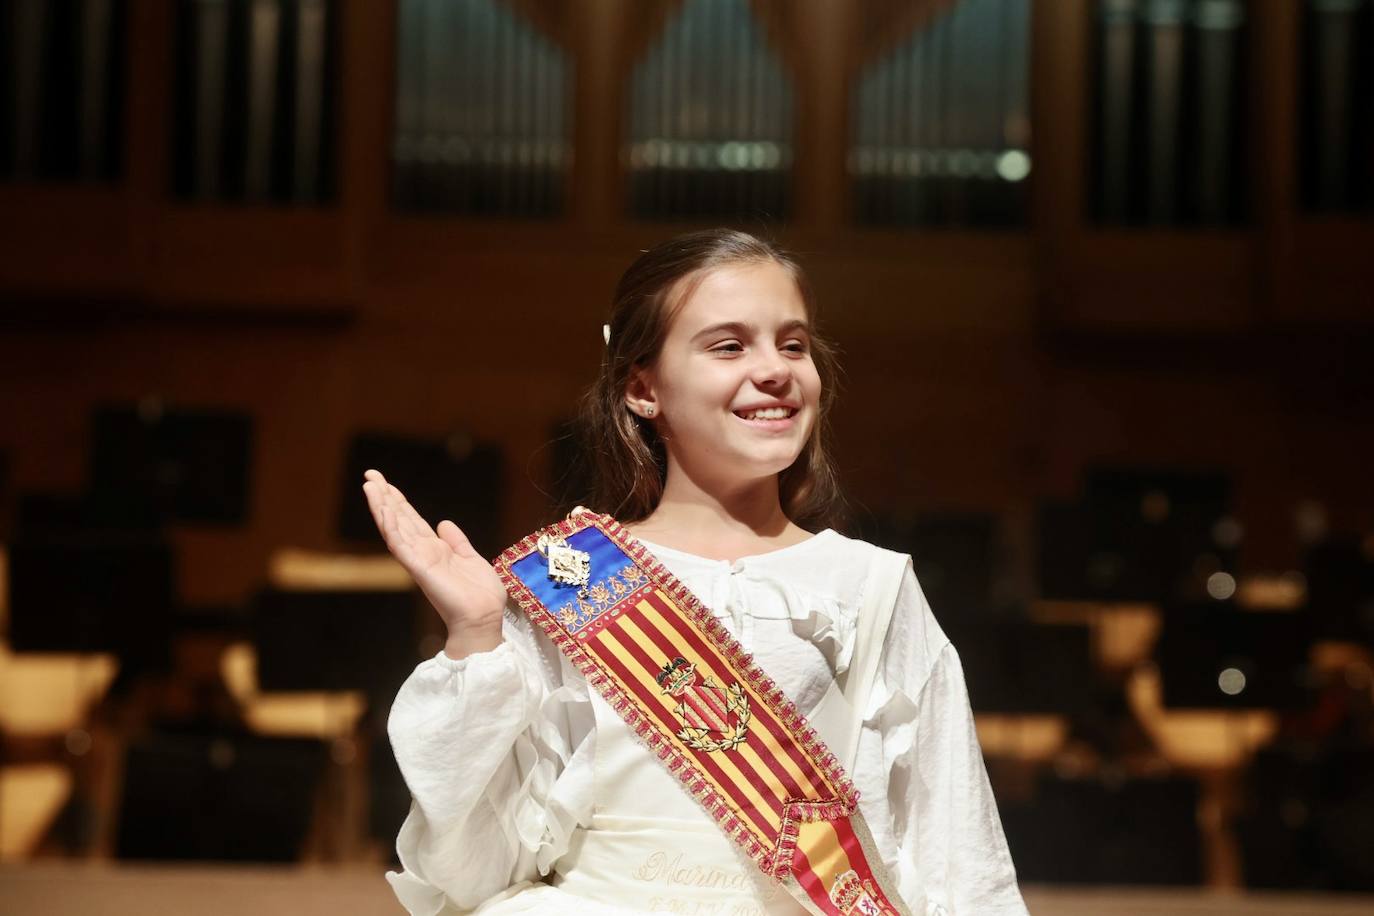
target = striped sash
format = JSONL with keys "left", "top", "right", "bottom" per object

{"left": 494, "top": 508, "right": 910, "bottom": 916}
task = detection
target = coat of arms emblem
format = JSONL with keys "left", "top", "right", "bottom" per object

{"left": 829, "top": 868, "right": 891, "bottom": 915}
{"left": 655, "top": 657, "right": 751, "bottom": 753}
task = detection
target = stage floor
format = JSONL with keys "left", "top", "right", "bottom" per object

{"left": 2, "top": 863, "right": 1373, "bottom": 915}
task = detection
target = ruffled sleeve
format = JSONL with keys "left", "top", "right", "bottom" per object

{"left": 860, "top": 563, "right": 1028, "bottom": 916}
{"left": 384, "top": 605, "right": 595, "bottom": 914}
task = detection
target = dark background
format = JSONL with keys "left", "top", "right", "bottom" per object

{"left": 0, "top": 0, "right": 1371, "bottom": 904}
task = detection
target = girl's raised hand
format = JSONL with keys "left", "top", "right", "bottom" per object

{"left": 361, "top": 469, "right": 507, "bottom": 657}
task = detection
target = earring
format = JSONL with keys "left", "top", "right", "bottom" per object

{"left": 645, "top": 405, "right": 655, "bottom": 417}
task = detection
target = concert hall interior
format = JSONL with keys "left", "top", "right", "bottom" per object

{"left": 0, "top": 1, "right": 1372, "bottom": 913}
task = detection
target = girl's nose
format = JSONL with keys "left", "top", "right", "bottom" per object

{"left": 752, "top": 347, "right": 791, "bottom": 385}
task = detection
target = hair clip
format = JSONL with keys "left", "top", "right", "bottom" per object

{"left": 602, "top": 323, "right": 611, "bottom": 346}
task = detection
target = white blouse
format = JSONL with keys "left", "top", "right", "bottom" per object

{"left": 384, "top": 528, "right": 1028, "bottom": 916}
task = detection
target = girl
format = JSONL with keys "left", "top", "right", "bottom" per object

{"left": 363, "top": 229, "right": 1028, "bottom": 915}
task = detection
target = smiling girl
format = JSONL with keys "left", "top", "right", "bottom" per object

{"left": 364, "top": 229, "right": 1028, "bottom": 915}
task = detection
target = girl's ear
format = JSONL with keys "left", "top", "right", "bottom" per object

{"left": 624, "top": 365, "right": 658, "bottom": 418}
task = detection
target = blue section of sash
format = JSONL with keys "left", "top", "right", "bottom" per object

{"left": 510, "top": 526, "right": 637, "bottom": 631}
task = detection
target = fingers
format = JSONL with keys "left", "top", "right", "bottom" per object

{"left": 362, "top": 470, "right": 439, "bottom": 553}
{"left": 436, "top": 519, "right": 477, "bottom": 558}
{"left": 386, "top": 483, "right": 435, "bottom": 543}
{"left": 362, "top": 471, "right": 408, "bottom": 547}
{"left": 361, "top": 478, "right": 389, "bottom": 541}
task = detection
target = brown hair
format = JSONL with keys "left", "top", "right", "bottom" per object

{"left": 560, "top": 228, "right": 848, "bottom": 532}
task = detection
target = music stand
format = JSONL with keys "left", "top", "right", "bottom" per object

{"left": 1082, "top": 466, "right": 1236, "bottom": 604}
{"left": 337, "top": 431, "right": 503, "bottom": 560}
{"left": 1303, "top": 536, "right": 1374, "bottom": 647}
{"left": 1037, "top": 499, "right": 1116, "bottom": 602}
{"left": 251, "top": 587, "right": 424, "bottom": 698}
{"left": 946, "top": 620, "right": 1099, "bottom": 717}
{"left": 6, "top": 533, "right": 174, "bottom": 682}
{"left": 1154, "top": 601, "right": 1316, "bottom": 711}
{"left": 87, "top": 402, "right": 253, "bottom": 526}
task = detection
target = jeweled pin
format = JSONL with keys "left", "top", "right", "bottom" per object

{"left": 537, "top": 533, "right": 591, "bottom": 588}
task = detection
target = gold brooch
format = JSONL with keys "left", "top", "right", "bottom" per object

{"left": 538, "top": 534, "right": 591, "bottom": 588}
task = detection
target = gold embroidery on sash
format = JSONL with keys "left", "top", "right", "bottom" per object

{"left": 656, "top": 657, "right": 752, "bottom": 753}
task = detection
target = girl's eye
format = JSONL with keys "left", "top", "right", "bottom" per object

{"left": 784, "top": 342, "right": 808, "bottom": 353}
{"left": 712, "top": 342, "right": 744, "bottom": 353}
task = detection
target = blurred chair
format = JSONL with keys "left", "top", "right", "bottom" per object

{"left": 1000, "top": 770, "right": 1204, "bottom": 885}
{"left": 1237, "top": 744, "right": 1374, "bottom": 892}
{"left": 242, "top": 547, "right": 435, "bottom": 855}
{"left": 115, "top": 729, "right": 326, "bottom": 862}
{"left": 6, "top": 534, "right": 174, "bottom": 688}
{"left": 0, "top": 556, "right": 118, "bottom": 861}
{"left": 1127, "top": 663, "right": 1279, "bottom": 770}
{"left": 1, "top": 531, "right": 169, "bottom": 859}
{"left": 1031, "top": 599, "right": 1161, "bottom": 675}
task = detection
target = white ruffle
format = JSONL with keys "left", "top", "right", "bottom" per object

{"left": 860, "top": 675, "right": 923, "bottom": 853}
{"left": 515, "top": 682, "right": 594, "bottom": 873}
{"left": 386, "top": 802, "right": 450, "bottom": 916}
{"left": 715, "top": 567, "right": 858, "bottom": 676}
{"left": 781, "top": 584, "right": 858, "bottom": 676}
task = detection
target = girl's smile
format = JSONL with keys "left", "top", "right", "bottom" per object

{"left": 731, "top": 404, "right": 800, "bottom": 430}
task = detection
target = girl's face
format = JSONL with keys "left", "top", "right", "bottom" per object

{"left": 629, "top": 260, "right": 822, "bottom": 486}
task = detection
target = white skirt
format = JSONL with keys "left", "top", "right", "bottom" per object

{"left": 464, "top": 814, "right": 804, "bottom": 916}
{"left": 471, "top": 882, "right": 646, "bottom": 915}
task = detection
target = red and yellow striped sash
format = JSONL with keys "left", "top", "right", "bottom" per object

{"left": 494, "top": 509, "right": 910, "bottom": 916}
